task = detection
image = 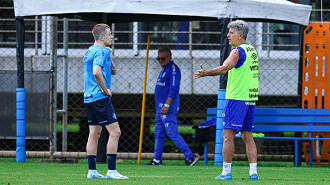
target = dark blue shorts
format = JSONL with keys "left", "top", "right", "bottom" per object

{"left": 222, "top": 99, "right": 256, "bottom": 131}
{"left": 85, "top": 97, "right": 118, "bottom": 126}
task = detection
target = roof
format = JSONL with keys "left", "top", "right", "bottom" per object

{"left": 13, "top": 0, "right": 312, "bottom": 25}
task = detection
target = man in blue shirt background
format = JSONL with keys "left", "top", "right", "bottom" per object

{"left": 146, "top": 48, "right": 199, "bottom": 166}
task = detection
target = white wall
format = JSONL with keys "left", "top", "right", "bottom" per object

{"left": 0, "top": 53, "right": 299, "bottom": 95}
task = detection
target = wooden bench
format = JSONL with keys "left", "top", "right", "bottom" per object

{"left": 205, "top": 108, "right": 330, "bottom": 166}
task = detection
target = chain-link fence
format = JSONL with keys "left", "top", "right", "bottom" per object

{"left": 0, "top": 1, "right": 50, "bottom": 152}
{"left": 1, "top": 0, "right": 328, "bottom": 159}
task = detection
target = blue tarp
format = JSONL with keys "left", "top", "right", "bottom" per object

{"left": 200, "top": 118, "right": 216, "bottom": 127}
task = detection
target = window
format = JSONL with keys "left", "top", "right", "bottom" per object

{"left": 139, "top": 21, "right": 221, "bottom": 50}
{"left": 262, "top": 23, "right": 300, "bottom": 51}
{"left": 139, "top": 21, "right": 181, "bottom": 50}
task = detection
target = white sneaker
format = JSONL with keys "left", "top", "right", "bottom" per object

{"left": 87, "top": 170, "right": 104, "bottom": 179}
{"left": 105, "top": 170, "right": 129, "bottom": 179}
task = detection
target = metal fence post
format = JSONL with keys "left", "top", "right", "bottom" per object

{"left": 62, "top": 18, "right": 69, "bottom": 152}
{"left": 49, "top": 16, "right": 58, "bottom": 158}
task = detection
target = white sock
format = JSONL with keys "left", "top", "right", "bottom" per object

{"left": 222, "top": 162, "right": 232, "bottom": 175}
{"left": 249, "top": 163, "right": 257, "bottom": 176}
{"left": 153, "top": 159, "right": 160, "bottom": 163}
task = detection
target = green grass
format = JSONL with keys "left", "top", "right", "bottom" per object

{"left": 56, "top": 123, "right": 80, "bottom": 132}
{"left": 0, "top": 158, "right": 329, "bottom": 185}
{"left": 150, "top": 124, "right": 195, "bottom": 134}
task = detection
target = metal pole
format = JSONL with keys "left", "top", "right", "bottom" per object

{"left": 189, "top": 22, "right": 195, "bottom": 94}
{"left": 49, "top": 16, "right": 58, "bottom": 159}
{"left": 133, "top": 22, "right": 138, "bottom": 56}
{"left": 189, "top": 21, "right": 192, "bottom": 56}
{"left": 296, "top": 25, "right": 306, "bottom": 166}
{"left": 138, "top": 34, "right": 151, "bottom": 164}
{"left": 42, "top": 16, "right": 50, "bottom": 55}
{"left": 111, "top": 23, "right": 115, "bottom": 55}
{"left": 35, "top": 16, "right": 38, "bottom": 55}
{"left": 321, "top": 0, "right": 323, "bottom": 24}
{"left": 62, "top": 18, "right": 69, "bottom": 152}
{"left": 267, "top": 23, "right": 270, "bottom": 58}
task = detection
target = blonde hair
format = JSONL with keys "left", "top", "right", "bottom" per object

{"left": 92, "top": 24, "right": 110, "bottom": 41}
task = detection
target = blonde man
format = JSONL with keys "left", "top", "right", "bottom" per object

{"left": 83, "top": 24, "right": 128, "bottom": 179}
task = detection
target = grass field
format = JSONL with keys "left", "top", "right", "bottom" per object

{"left": 0, "top": 158, "right": 329, "bottom": 185}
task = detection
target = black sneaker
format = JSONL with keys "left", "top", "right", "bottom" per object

{"left": 185, "top": 155, "right": 199, "bottom": 166}
{"left": 145, "top": 159, "right": 163, "bottom": 166}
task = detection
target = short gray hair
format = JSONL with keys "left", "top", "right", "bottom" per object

{"left": 158, "top": 47, "right": 172, "bottom": 56}
{"left": 227, "top": 20, "right": 249, "bottom": 40}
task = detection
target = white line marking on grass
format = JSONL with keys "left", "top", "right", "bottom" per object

{"left": 129, "top": 176, "right": 175, "bottom": 178}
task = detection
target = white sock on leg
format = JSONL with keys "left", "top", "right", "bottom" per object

{"left": 249, "top": 163, "right": 257, "bottom": 176}
{"left": 222, "top": 162, "right": 232, "bottom": 175}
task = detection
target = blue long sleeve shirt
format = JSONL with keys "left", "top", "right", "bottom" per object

{"left": 155, "top": 61, "right": 181, "bottom": 114}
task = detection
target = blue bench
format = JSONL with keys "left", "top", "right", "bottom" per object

{"left": 205, "top": 108, "right": 330, "bottom": 166}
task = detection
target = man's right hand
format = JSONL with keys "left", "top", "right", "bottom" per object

{"left": 194, "top": 64, "right": 207, "bottom": 79}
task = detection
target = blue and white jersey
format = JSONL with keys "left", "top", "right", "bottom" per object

{"left": 83, "top": 45, "right": 112, "bottom": 103}
{"left": 155, "top": 61, "right": 181, "bottom": 114}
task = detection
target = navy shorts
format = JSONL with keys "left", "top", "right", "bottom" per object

{"left": 85, "top": 97, "right": 118, "bottom": 126}
{"left": 222, "top": 99, "right": 256, "bottom": 131}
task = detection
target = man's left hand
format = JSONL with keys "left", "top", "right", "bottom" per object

{"left": 160, "top": 106, "right": 169, "bottom": 115}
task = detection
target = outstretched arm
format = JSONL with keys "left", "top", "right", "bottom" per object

{"left": 194, "top": 48, "right": 239, "bottom": 79}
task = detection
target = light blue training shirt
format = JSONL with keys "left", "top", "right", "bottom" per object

{"left": 83, "top": 45, "right": 112, "bottom": 103}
